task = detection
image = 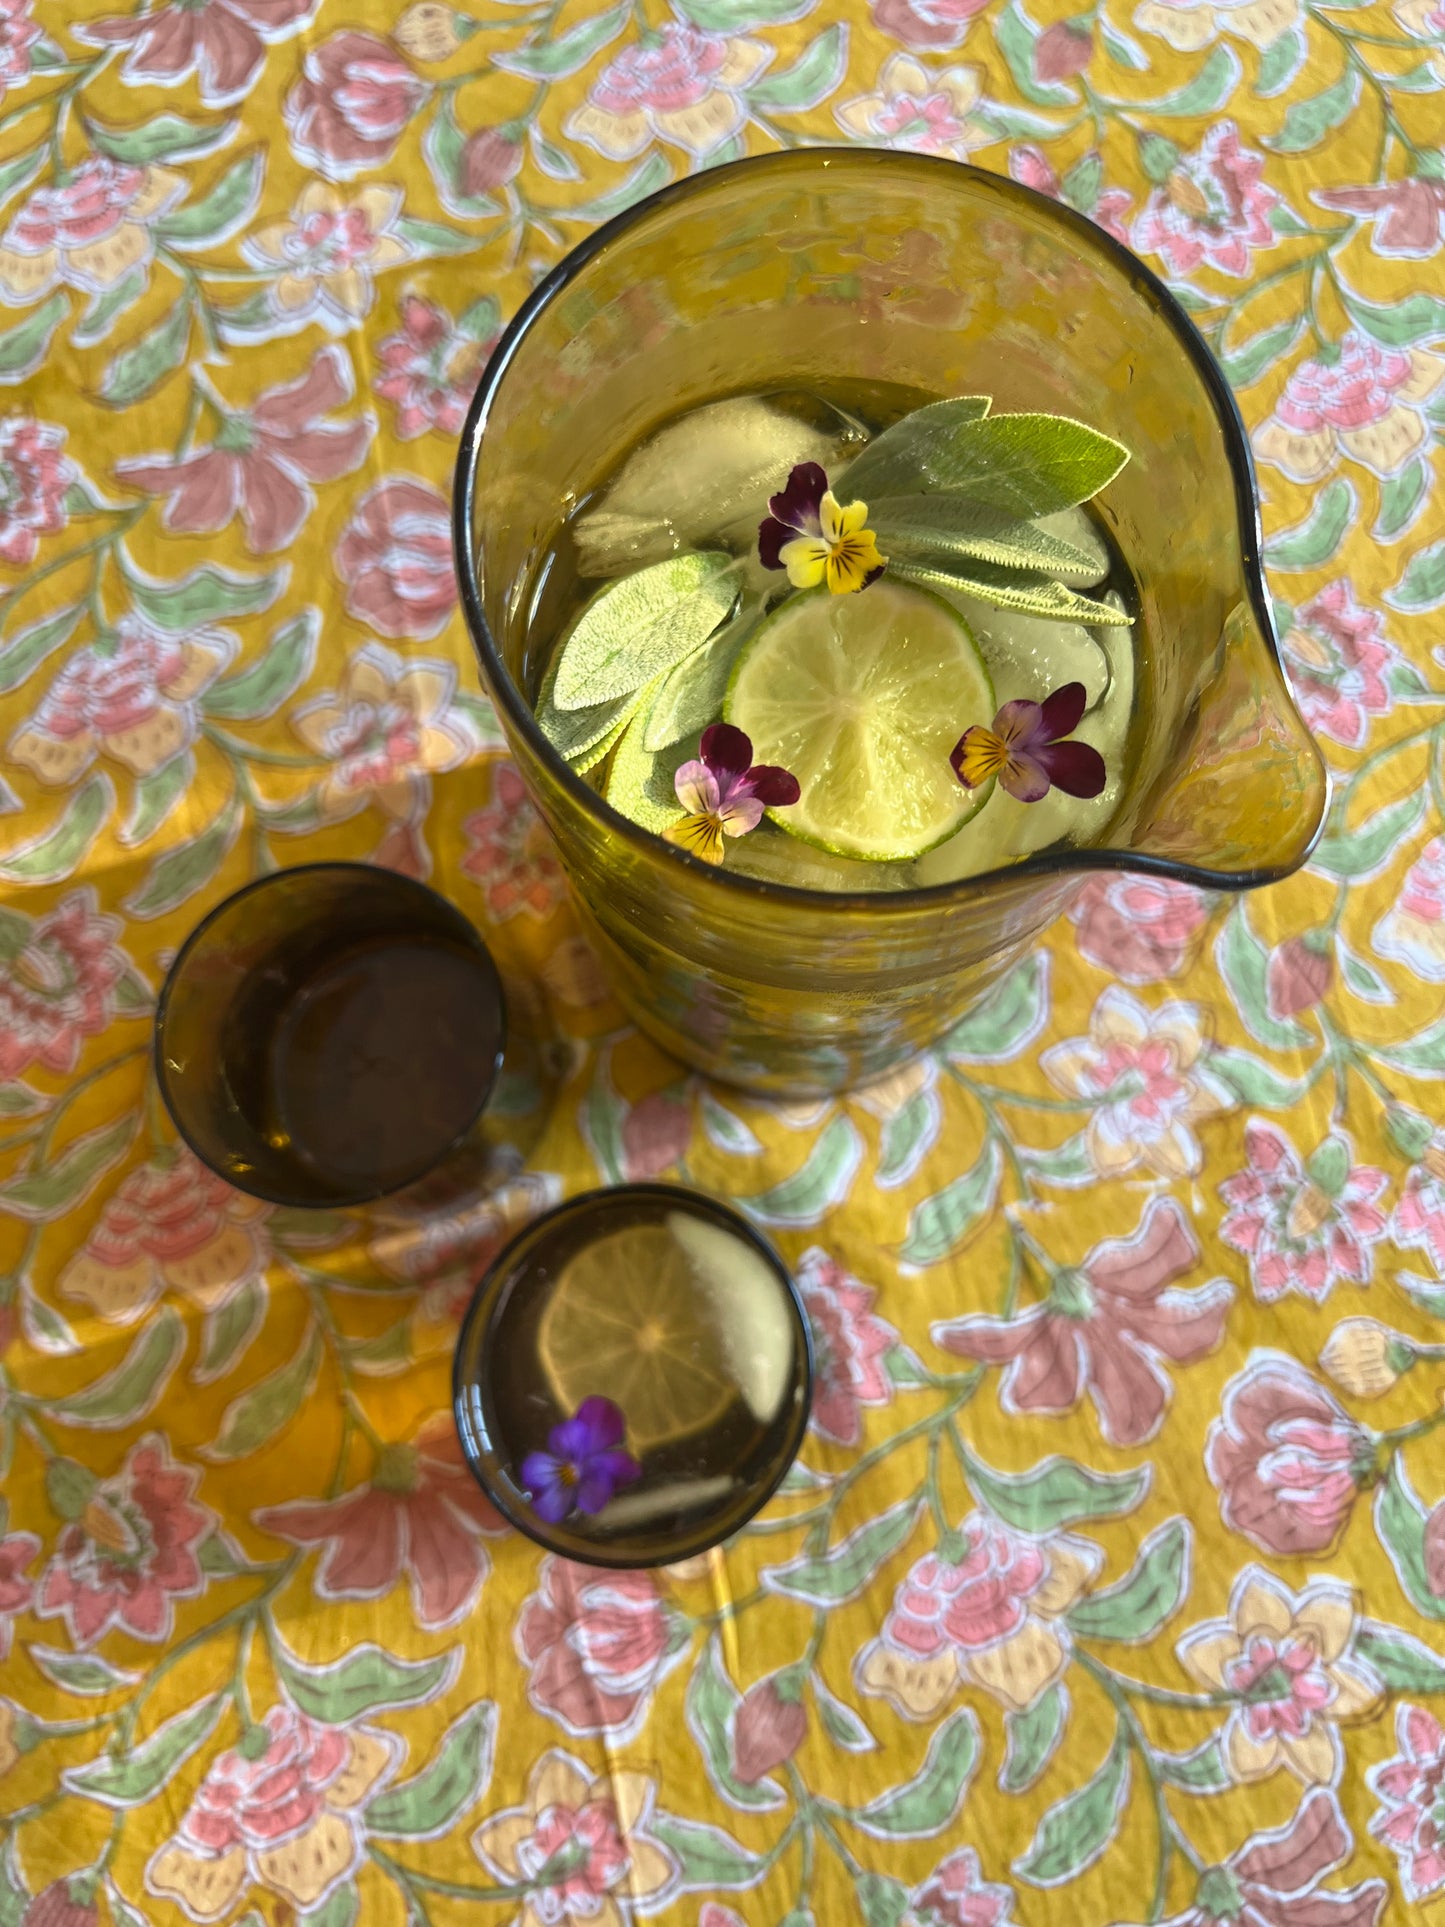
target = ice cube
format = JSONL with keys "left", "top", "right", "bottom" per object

{"left": 953, "top": 597, "right": 1112, "bottom": 711}
{"left": 1032, "top": 506, "right": 1110, "bottom": 586}
{"left": 572, "top": 392, "right": 867, "bottom": 579}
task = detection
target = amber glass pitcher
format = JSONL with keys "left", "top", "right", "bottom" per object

{"left": 454, "top": 149, "right": 1327, "bottom": 1097}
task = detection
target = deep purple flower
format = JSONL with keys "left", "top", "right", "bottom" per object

{"left": 757, "top": 461, "right": 885, "bottom": 595}
{"left": 951, "top": 681, "right": 1105, "bottom": 803}
{"left": 665, "top": 722, "right": 801, "bottom": 866}
{"left": 520, "top": 1397, "right": 642, "bottom": 1524}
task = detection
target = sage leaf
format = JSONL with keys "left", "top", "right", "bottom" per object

{"left": 877, "top": 412, "right": 1130, "bottom": 517}
{"left": 870, "top": 496, "right": 1099, "bottom": 578}
{"left": 838, "top": 396, "right": 991, "bottom": 501}
{"left": 605, "top": 685, "right": 694, "bottom": 832}
{"left": 891, "top": 558, "right": 1131, "bottom": 625}
{"left": 553, "top": 552, "right": 736, "bottom": 709}
{"left": 644, "top": 612, "right": 756, "bottom": 751}
{"left": 535, "top": 646, "right": 642, "bottom": 765}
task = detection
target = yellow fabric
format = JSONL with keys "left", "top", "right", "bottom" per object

{"left": 1, "top": 3, "right": 1444, "bottom": 1924}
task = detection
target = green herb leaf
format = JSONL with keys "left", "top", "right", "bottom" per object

{"left": 838, "top": 396, "right": 991, "bottom": 501}
{"left": 603, "top": 678, "right": 692, "bottom": 831}
{"left": 891, "top": 558, "right": 1131, "bottom": 626}
{"left": 643, "top": 612, "right": 755, "bottom": 751}
{"left": 552, "top": 552, "right": 736, "bottom": 709}
{"left": 536, "top": 644, "right": 642, "bottom": 764}
{"left": 906, "top": 413, "right": 1130, "bottom": 516}
{"left": 870, "top": 496, "right": 1099, "bottom": 579}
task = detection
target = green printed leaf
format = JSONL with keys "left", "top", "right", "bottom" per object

{"left": 1392, "top": 59, "right": 1441, "bottom": 90}
{"left": 0, "top": 602, "right": 82, "bottom": 694}
{"left": 644, "top": 614, "right": 752, "bottom": 751}
{"left": 54, "top": 1309, "right": 183, "bottom": 1429}
{"left": 130, "top": 561, "right": 282, "bottom": 630}
{"left": 852, "top": 1708, "right": 979, "bottom": 1838}
{"left": 1374, "top": 1460, "right": 1443, "bottom": 1618}
{"left": 892, "top": 558, "right": 1130, "bottom": 625}
{"left": 215, "top": 289, "right": 274, "bottom": 341}
{"left": 1067, "top": 1518, "right": 1191, "bottom": 1642}
{"left": 1375, "top": 457, "right": 1429, "bottom": 543}
{"left": 155, "top": 150, "right": 263, "bottom": 247}
{"left": 688, "top": 1637, "right": 784, "bottom": 1810}
{"left": 1313, "top": 791, "right": 1423, "bottom": 879}
{"left": 975, "top": 101, "right": 1073, "bottom": 139}
{"left": 1385, "top": 658, "right": 1438, "bottom": 703}
{"left": 121, "top": 755, "right": 191, "bottom": 847}
{"left": 63, "top": 1696, "right": 223, "bottom": 1805}
{"left": 20, "top": 1285, "right": 80, "bottom": 1356}
{"left": 996, "top": 0, "right": 1077, "bottom": 107}
{"left": 763, "top": 1498, "right": 918, "bottom": 1607}
{"left": 0, "top": 1114, "right": 134, "bottom": 1221}
{"left": 1013, "top": 1729, "right": 1130, "bottom": 1886}
{"left": 28, "top": 1645, "right": 140, "bottom": 1697}
{"left": 0, "top": 1840, "right": 22, "bottom": 1927}
{"left": 677, "top": 0, "right": 815, "bottom": 25}
{"left": 273, "top": 1638, "right": 457, "bottom": 1723}
{"left": 1356, "top": 1624, "right": 1445, "bottom": 1693}
{"left": 1268, "top": 202, "right": 1315, "bottom": 238}
{"left": 1021, "top": 1132, "right": 1094, "bottom": 1188}
{"left": 0, "top": 291, "right": 67, "bottom": 383}
{"left": 205, "top": 1321, "right": 321, "bottom": 1460}
{"left": 1263, "top": 476, "right": 1354, "bottom": 571}
{"left": 554, "top": 552, "right": 735, "bottom": 708}
{"left": 1382, "top": 1012, "right": 1445, "bottom": 1078}
{"left": 1338, "top": 941, "right": 1393, "bottom": 1006}
{"left": 965, "top": 1450, "right": 1150, "bottom": 1534}
{"left": 1254, "top": 27, "right": 1304, "bottom": 97}
{"left": 569, "top": 152, "right": 673, "bottom": 224}
{"left": 649, "top": 1814, "right": 763, "bottom": 1889}
{"left": 812, "top": 1677, "right": 876, "bottom": 1753}
{"left": 0, "top": 775, "right": 110, "bottom": 885}
{"left": 197, "top": 1530, "right": 255, "bottom": 1578}
{"left": 857, "top": 1874, "right": 911, "bottom": 1927}
{"left": 1341, "top": 287, "right": 1445, "bottom": 348}
{"left": 699, "top": 1091, "right": 762, "bottom": 1157}
{"left": 1137, "top": 129, "right": 1181, "bottom": 185}
{"left": 1141, "top": 43, "right": 1240, "bottom": 117}
{"left": 205, "top": 611, "right": 317, "bottom": 719}
{"left": 1158, "top": 1735, "right": 1228, "bottom": 1791}
{"left": 1000, "top": 1682, "right": 1067, "bottom": 1794}
{"left": 497, "top": 1, "right": 628, "bottom": 76}
{"left": 0, "top": 1083, "right": 44, "bottom": 1117}
{"left": 92, "top": 113, "right": 236, "bottom": 164}
{"left": 124, "top": 793, "right": 242, "bottom": 919}
{"left": 739, "top": 1116, "right": 863, "bottom": 1229}
{"left": 747, "top": 22, "right": 848, "bottom": 111}
{"left": 1388, "top": 539, "right": 1445, "bottom": 614}
{"left": 100, "top": 297, "right": 190, "bottom": 405}
{"left": 838, "top": 396, "right": 992, "bottom": 501}
{"left": 345, "top": 1320, "right": 413, "bottom": 1376}
{"left": 301, "top": 1887, "right": 357, "bottom": 1927}
{"left": 1208, "top": 1047, "right": 1309, "bottom": 1109}
{"left": 897, "top": 1139, "right": 1001, "bottom": 1268}
{"left": 530, "top": 129, "right": 582, "bottom": 181}
{"left": 875, "top": 1087, "right": 941, "bottom": 1190}
{"left": 369, "top": 1704, "right": 496, "bottom": 1838}
{"left": 871, "top": 497, "right": 1098, "bottom": 577}
{"left": 1267, "top": 68, "right": 1359, "bottom": 151}
{"left": 394, "top": 215, "right": 473, "bottom": 258}
{"left": 1214, "top": 902, "right": 1310, "bottom": 1050}
{"left": 1061, "top": 152, "right": 1103, "bottom": 212}
{"left": 1217, "top": 315, "right": 1303, "bottom": 389}
{"left": 73, "top": 267, "right": 149, "bottom": 349}
{"left": 1387, "top": 1106, "right": 1435, "bottom": 1161}
{"left": 194, "top": 1275, "right": 266, "bottom": 1385}
{"left": 943, "top": 953, "right": 1050, "bottom": 1062}
{"left": 0, "top": 144, "right": 43, "bottom": 207}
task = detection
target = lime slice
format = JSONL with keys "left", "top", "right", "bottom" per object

{"left": 725, "top": 578, "right": 995, "bottom": 862}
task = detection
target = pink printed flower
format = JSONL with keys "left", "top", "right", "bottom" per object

{"left": 1280, "top": 580, "right": 1399, "bottom": 749}
{"left": 0, "top": 417, "right": 75, "bottom": 567}
{"left": 1315, "top": 176, "right": 1445, "bottom": 259}
{"left": 0, "top": 156, "right": 184, "bottom": 304}
{"left": 473, "top": 1752, "right": 676, "bottom": 1920}
{"left": 0, "top": 0, "right": 41, "bottom": 92}
{"left": 1035, "top": 19, "right": 1093, "bottom": 80}
{"left": 1267, "top": 935, "right": 1332, "bottom": 1019}
{"left": 857, "top": 1515, "right": 1101, "bottom": 1717}
{"left": 1255, "top": 329, "right": 1444, "bottom": 482}
{"left": 117, "top": 347, "right": 372, "bottom": 554}
{"left": 934, "top": 1197, "right": 1232, "bottom": 1447}
{"left": 36, "top": 1436, "right": 211, "bottom": 1647}
{"left": 1374, "top": 835, "right": 1445, "bottom": 983}
{"left": 76, "top": 0, "right": 316, "bottom": 109}
{"left": 1178, "top": 1568, "right": 1382, "bottom": 1786}
{"left": 1132, "top": 123, "right": 1277, "bottom": 278}
{"left": 1219, "top": 1122, "right": 1388, "bottom": 1304}
{"left": 665, "top": 722, "right": 800, "bottom": 867}
{"left": 1120, "top": 1789, "right": 1385, "bottom": 1927}
{"left": 732, "top": 1674, "right": 807, "bottom": 1784}
{"left": 1371, "top": 1703, "right": 1445, "bottom": 1901}
{"left": 147, "top": 1703, "right": 400, "bottom": 1922}
{"left": 905, "top": 1848, "right": 1017, "bottom": 1927}
{"left": 796, "top": 1246, "right": 898, "bottom": 1448}
{"left": 10, "top": 613, "right": 232, "bottom": 787}
{"left": 1040, "top": 986, "right": 1232, "bottom": 1178}
{"left": 375, "top": 293, "right": 496, "bottom": 439}
{"left": 60, "top": 1147, "right": 270, "bottom": 1326}
{"left": 1392, "top": 0, "right": 1445, "bottom": 64}
{"left": 463, "top": 762, "right": 566, "bottom": 921}
{"left": 872, "top": 0, "right": 990, "bottom": 49}
{"left": 0, "top": 888, "right": 132, "bottom": 1083}
{"left": 1008, "top": 144, "right": 1132, "bottom": 246}
{"left": 837, "top": 54, "right": 990, "bottom": 161}
{"left": 515, "top": 1558, "right": 688, "bottom": 1743}
{"left": 284, "top": 30, "right": 429, "bottom": 179}
{"left": 1207, "top": 1353, "right": 1374, "bottom": 1556}
{"left": 253, "top": 1414, "right": 503, "bottom": 1630}
{"left": 1393, "top": 1133, "right": 1445, "bottom": 1274}
{"left": 291, "top": 642, "right": 471, "bottom": 824}
{"left": 620, "top": 1088, "right": 691, "bottom": 1182}
{"left": 0, "top": 1513, "right": 38, "bottom": 1663}
{"left": 334, "top": 475, "right": 455, "bottom": 638}
{"left": 243, "top": 182, "right": 411, "bottom": 333}
{"left": 566, "top": 22, "right": 770, "bottom": 160}
{"left": 1068, "top": 872, "right": 1210, "bottom": 982}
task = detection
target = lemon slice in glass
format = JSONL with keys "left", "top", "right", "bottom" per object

{"left": 725, "top": 578, "right": 994, "bottom": 862}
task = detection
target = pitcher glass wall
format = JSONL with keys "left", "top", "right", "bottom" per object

{"left": 454, "top": 150, "right": 1327, "bottom": 1097}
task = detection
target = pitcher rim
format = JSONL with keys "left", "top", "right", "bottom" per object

{"left": 454, "top": 147, "right": 1323, "bottom": 905}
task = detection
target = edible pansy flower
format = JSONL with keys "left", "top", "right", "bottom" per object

{"left": 665, "top": 721, "right": 801, "bottom": 866}
{"left": 951, "top": 681, "right": 1106, "bottom": 804}
{"left": 519, "top": 1395, "right": 642, "bottom": 1524}
{"left": 758, "top": 461, "right": 886, "bottom": 596}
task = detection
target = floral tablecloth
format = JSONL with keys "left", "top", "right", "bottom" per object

{"left": 2, "top": 1, "right": 1445, "bottom": 1923}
